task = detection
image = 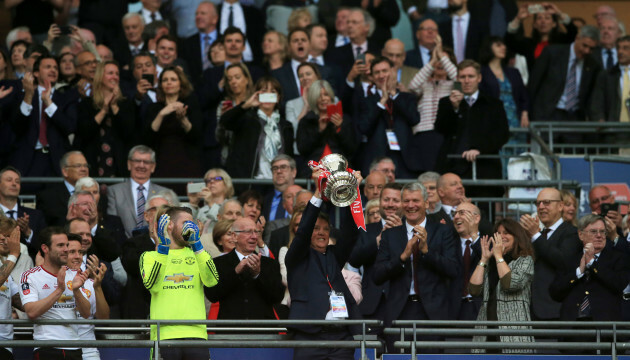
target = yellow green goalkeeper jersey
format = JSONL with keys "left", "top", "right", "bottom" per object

{"left": 140, "top": 247, "right": 219, "bottom": 340}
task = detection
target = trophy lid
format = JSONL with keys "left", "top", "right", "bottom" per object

{"left": 319, "top": 154, "right": 349, "bottom": 173}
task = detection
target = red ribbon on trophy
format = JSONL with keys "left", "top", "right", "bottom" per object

{"left": 308, "top": 160, "right": 366, "bottom": 231}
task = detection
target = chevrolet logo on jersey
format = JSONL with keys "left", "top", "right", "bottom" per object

{"left": 58, "top": 294, "right": 73, "bottom": 303}
{"left": 164, "top": 273, "right": 194, "bottom": 284}
{"left": 0, "top": 285, "right": 6, "bottom": 292}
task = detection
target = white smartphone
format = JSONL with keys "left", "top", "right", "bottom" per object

{"left": 259, "top": 92, "right": 278, "bottom": 103}
{"left": 528, "top": 4, "right": 544, "bottom": 14}
{"left": 187, "top": 182, "right": 205, "bottom": 194}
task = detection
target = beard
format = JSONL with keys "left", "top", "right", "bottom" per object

{"left": 448, "top": 3, "right": 464, "bottom": 13}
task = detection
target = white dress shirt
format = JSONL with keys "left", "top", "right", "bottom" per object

{"left": 531, "top": 217, "right": 563, "bottom": 242}
{"left": 130, "top": 179, "right": 151, "bottom": 211}
{"left": 406, "top": 217, "right": 427, "bottom": 295}
{"left": 20, "top": 85, "right": 58, "bottom": 150}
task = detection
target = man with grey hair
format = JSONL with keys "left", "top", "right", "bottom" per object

{"left": 114, "top": 13, "right": 147, "bottom": 69}
{"left": 369, "top": 157, "right": 396, "bottom": 183}
{"left": 595, "top": 16, "right": 623, "bottom": 70}
{"left": 5, "top": 26, "right": 32, "bottom": 48}
{"left": 107, "top": 145, "right": 171, "bottom": 237}
{"left": 329, "top": 8, "right": 380, "bottom": 79}
{"left": 529, "top": 25, "right": 602, "bottom": 123}
{"left": 374, "top": 182, "right": 459, "bottom": 353}
{"left": 418, "top": 171, "right": 441, "bottom": 214}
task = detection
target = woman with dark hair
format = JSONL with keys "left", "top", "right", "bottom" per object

{"left": 211, "top": 219, "right": 237, "bottom": 256}
{"left": 505, "top": 3, "right": 577, "bottom": 71}
{"left": 77, "top": 61, "right": 135, "bottom": 177}
{"left": 145, "top": 66, "right": 203, "bottom": 184}
{"left": 0, "top": 48, "right": 15, "bottom": 81}
{"left": 469, "top": 218, "right": 535, "bottom": 353}
{"left": 296, "top": 79, "right": 357, "bottom": 162}
{"left": 57, "top": 52, "right": 79, "bottom": 87}
{"left": 479, "top": 36, "right": 529, "bottom": 175}
{"left": 219, "top": 76, "right": 294, "bottom": 181}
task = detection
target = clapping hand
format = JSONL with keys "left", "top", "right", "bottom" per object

{"left": 491, "top": 232, "right": 504, "bottom": 258}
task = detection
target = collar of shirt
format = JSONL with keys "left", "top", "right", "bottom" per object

{"left": 142, "top": 8, "right": 162, "bottom": 21}
{"left": 352, "top": 41, "right": 368, "bottom": 56}
{"left": 0, "top": 203, "right": 18, "bottom": 217}
{"left": 290, "top": 59, "right": 302, "bottom": 89}
{"left": 568, "top": 42, "right": 581, "bottom": 66}
{"left": 380, "top": 218, "right": 387, "bottom": 227}
{"left": 465, "top": 90, "right": 479, "bottom": 104}
{"left": 405, "top": 217, "right": 427, "bottom": 239}
{"left": 130, "top": 178, "right": 151, "bottom": 193}
{"left": 308, "top": 55, "right": 324, "bottom": 66}
{"left": 546, "top": 217, "right": 563, "bottom": 232}
{"left": 64, "top": 180, "right": 75, "bottom": 195}
{"left": 200, "top": 30, "right": 217, "bottom": 46}
{"left": 235, "top": 249, "right": 254, "bottom": 261}
{"left": 37, "top": 85, "right": 55, "bottom": 97}
{"left": 91, "top": 223, "right": 98, "bottom": 236}
{"left": 460, "top": 233, "right": 479, "bottom": 245}
{"left": 129, "top": 41, "right": 145, "bottom": 52}
{"left": 442, "top": 203, "right": 455, "bottom": 215}
{"left": 453, "top": 11, "right": 470, "bottom": 23}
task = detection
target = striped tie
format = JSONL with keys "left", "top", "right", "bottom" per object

{"left": 565, "top": 60, "right": 579, "bottom": 111}
{"left": 136, "top": 185, "right": 146, "bottom": 228}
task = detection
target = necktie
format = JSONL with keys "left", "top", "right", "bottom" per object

{"left": 606, "top": 49, "right": 614, "bottom": 70}
{"left": 273, "top": 193, "right": 285, "bottom": 221}
{"left": 621, "top": 68, "right": 629, "bottom": 123}
{"left": 343, "top": 36, "right": 350, "bottom": 45}
{"left": 466, "top": 96, "right": 474, "bottom": 107}
{"left": 5, "top": 210, "right": 16, "bottom": 220}
{"left": 227, "top": 5, "right": 234, "bottom": 28}
{"left": 455, "top": 17, "right": 465, "bottom": 63}
{"left": 131, "top": 46, "right": 139, "bottom": 56}
{"left": 203, "top": 34, "right": 212, "bottom": 71}
{"left": 412, "top": 231, "right": 420, "bottom": 295}
{"left": 539, "top": 228, "right": 551, "bottom": 241}
{"left": 136, "top": 185, "right": 146, "bottom": 228}
{"left": 565, "top": 59, "right": 579, "bottom": 111}
{"left": 150, "top": 12, "right": 156, "bottom": 22}
{"left": 449, "top": 207, "right": 456, "bottom": 219}
{"left": 462, "top": 239, "right": 472, "bottom": 296}
{"left": 39, "top": 103, "right": 49, "bottom": 147}
{"left": 355, "top": 46, "right": 363, "bottom": 59}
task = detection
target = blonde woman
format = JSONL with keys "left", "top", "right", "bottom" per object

{"left": 262, "top": 30, "right": 289, "bottom": 72}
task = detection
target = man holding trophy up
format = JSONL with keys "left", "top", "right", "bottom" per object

{"left": 285, "top": 154, "right": 365, "bottom": 360}
{"left": 140, "top": 206, "right": 219, "bottom": 360}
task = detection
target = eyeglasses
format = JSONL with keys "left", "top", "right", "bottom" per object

{"left": 65, "top": 163, "right": 90, "bottom": 169}
{"left": 129, "top": 159, "right": 155, "bottom": 165}
{"left": 233, "top": 229, "right": 262, "bottom": 235}
{"left": 535, "top": 199, "right": 561, "bottom": 207}
{"left": 205, "top": 176, "right": 224, "bottom": 184}
{"left": 271, "top": 164, "right": 291, "bottom": 172}
{"left": 378, "top": 168, "right": 395, "bottom": 174}
{"left": 583, "top": 229, "right": 607, "bottom": 236}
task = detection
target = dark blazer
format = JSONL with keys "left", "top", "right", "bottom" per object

{"left": 528, "top": 44, "right": 601, "bottom": 121}
{"left": 448, "top": 236, "right": 482, "bottom": 320}
{"left": 439, "top": 14, "right": 489, "bottom": 62}
{"left": 550, "top": 245, "right": 630, "bottom": 321}
{"left": 373, "top": 217, "right": 460, "bottom": 324}
{"left": 219, "top": 104, "right": 294, "bottom": 180}
{"left": 404, "top": 48, "right": 426, "bottom": 69}
{"left": 95, "top": 214, "right": 127, "bottom": 255}
{"left": 590, "top": 65, "right": 623, "bottom": 122}
{"left": 204, "top": 249, "right": 284, "bottom": 319}
{"left": 531, "top": 220, "right": 582, "bottom": 320}
{"left": 113, "top": 41, "right": 148, "bottom": 70}
{"left": 270, "top": 62, "right": 340, "bottom": 102}
{"left": 9, "top": 86, "right": 78, "bottom": 176}
{"left": 434, "top": 93, "right": 509, "bottom": 181}
{"left": 216, "top": 4, "right": 265, "bottom": 65}
{"left": 479, "top": 65, "right": 530, "bottom": 117}
{"left": 348, "top": 221, "right": 386, "bottom": 316}
{"left": 261, "top": 189, "right": 288, "bottom": 224}
{"left": 328, "top": 42, "right": 381, "bottom": 81}
{"left": 180, "top": 32, "right": 212, "bottom": 83}
{"left": 428, "top": 208, "right": 494, "bottom": 236}
{"left": 121, "top": 233, "right": 154, "bottom": 319}
{"left": 268, "top": 225, "right": 290, "bottom": 260}
{"left": 286, "top": 201, "right": 362, "bottom": 334}
{"left": 358, "top": 91, "right": 420, "bottom": 173}
{"left": 36, "top": 182, "right": 72, "bottom": 227}
{"left": 296, "top": 112, "right": 358, "bottom": 163}
{"left": 16, "top": 205, "right": 47, "bottom": 259}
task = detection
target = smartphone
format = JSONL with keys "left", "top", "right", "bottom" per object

{"left": 59, "top": 26, "right": 72, "bottom": 35}
{"left": 142, "top": 74, "right": 154, "bottom": 84}
{"left": 601, "top": 203, "right": 619, "bottom": 217}
{"left": 528, "top": 4, "right": 545, "bottom": 14}
{"left": 223, "top": 100, "right": 233, "bottom": 108}
{"left": 356, "top": 52, "right": 366, "bottom": 63}
{"left": 453, "top": 81, "right": 463, "bottom": 92}
{"left": 187, "top": 182, "right": 205, "bottom": 194}
{"left": 259, "top": 92, "right": 278, "bottom": 103}
{"left": 327, "top": 102, "right": 343, "bottom": 119}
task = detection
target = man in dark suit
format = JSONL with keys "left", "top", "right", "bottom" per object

{"left": 154, "top": 34, "right": 191, "bottom": 79}
{"left": 36, "top": 151, "right": 89, "bottom": 227}
{"left": 358, "top": 57, "right": 420, "bottom": 178}
{"left": 262, "top": 155, "right": 297, "bottom": 223}
{"left": 139, "top": 0, "right": 166, "bottom": 25}
{"left": 592, "top": 16, "right": 621, "bottom": 71}
{"left": 520, "top": 187, "right": 582, "bottom": 320}
{"left": 435, "top": 60, "right": 508, "bottom": 198}
{"left": 373, "top": 182, "right": 459, "bottom": 353}
{"left": 114, "top": 13, "right": 148, "bottom": 70}
{"left": 0, "top": 166, "right": 46, "bottom": 259}
{"left": 10, "top": 55, "right": 77, "bottom": 180}
{"left": 404, "top": 18, "right": 438, "bottom": 69}
{"left": 263, "top": 185, "right": 302, "bottom": 244}
{"left": 216, "top": 0, "right": 265, "bottom": 65}
{"left": 205, "top": 217, "right": 284, "bottom": 319}
{"left": 267, "top": 190, "right": 312, "bottom": 257}
{"left": 181, "top": 2, "right": 219, "bottom": 84}
{"left": 551, "top": 214, "right": 630, "bottom": 322}
{"left": 285, "top": 168, "right": 363, "bottom": 359}
{"left": 590, "top": 35, "right": 630, "bottom": 122}
{"left": 528, "top": 25, "right": 602, "bottom": 122}
{"left": 438, "top": 0, "right": 489, "bottom": 63}
{"left": 348, "top": 182, "right": 402, "bottom": 339}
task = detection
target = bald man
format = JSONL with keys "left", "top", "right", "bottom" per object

{"left": 363, "top": 172, "right": 387, "bottom": 202}
{"left": 382, "top": 39, "right": 419, "bottom": 91}
{"left": 181, "top": 1, "right": 219, "bottom": 82}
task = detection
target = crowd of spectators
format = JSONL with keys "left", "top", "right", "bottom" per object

{"left": 0, "top": 0, "right": 629, "bottom": 358}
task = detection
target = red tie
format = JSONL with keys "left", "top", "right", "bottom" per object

{"left": 39, "top": 105, "right": 49, "bottom": 147}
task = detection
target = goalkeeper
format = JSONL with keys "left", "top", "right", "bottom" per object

{"left": 141, "top": 206, "right": 219, "bottom": 360}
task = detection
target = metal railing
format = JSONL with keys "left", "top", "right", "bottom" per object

{"left": 584, "top": 155, "right": 630, "bottom": 187}
{"left": 446, "top": 153, "right": 561, "bottom": 181}
{"left": 529, "top": 122, "right": 630, "bottom": 155}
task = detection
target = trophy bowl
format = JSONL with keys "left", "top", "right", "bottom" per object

{"left": 319, "top": 154, "right": 358, "bottom": 207}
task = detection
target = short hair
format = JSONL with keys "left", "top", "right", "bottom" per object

{"left": 0, "top": 166, "right": 21, "bottom": 180}
{"left": 212, "top": 219, "right": 235, "bottom": 252}
{"left": 6, "top": 26, "right": 30, "bottom": 48}
{"left": 144, "top": 20, "right": 170, "bottom": 40}
{"left": 9, "top": 40, "right": 30, "bottom": 59}
{"left": 218, "top": 199, "right": 242, "bottom": 215}
{"left": 60, "top": 151, "right": 85, "bottom": 169}
{"left": 288, "top": 27, "right": 309, "bottom": 43}
{"left": 147, "top": 193, "right": 170, "bottom": 205}
{"left": 75, "top": 176, "right": 99, "bottom": 191}
{"left": 457, "top": 59, "right": 481, "bottom": 74}
{"left": 165, "top": 206, "right": 193, "bottom": 225}
{"left": 579, "top": 25, "right": 600, "bottom": 42}
{"left": 68, "top": 190, "right": 94, "bottom": 208}
{"left": 418, "top": 171, "right": 440, "bottom": 184}
{"left": 157, "top": 189, "right": 180, "bottom": 206}
{"left": 369, "top": 156, "right": 394, "bottom": 172}
{"left": 381, "top": 182, "right": 403, "bottom": 194}
{"left": 578, "top": 214, "right": 605, "bottom": 231}
{"left": 370, "top": 56, "right": 393, "bottom": 73}
{"left": 296, "top": 62, "right": 321, "bottom": 81}
{"left": 133, "top": 51, "right": 157, "bottom": 66}
{"left": 74, "top": 50, "right": 95, "bottom": 67}
{"left": 293, "top": 189, "right": 312, "bottom": 207}
{"left": 238, "top": 189, "right": 263, "bottom": 208}
{"left": 204, "top": 168, "right": 234, "bottom": 198}
{"left": 617, "top": 35, "right": 630, "bottom": 47}
{"left": 223, "top": 26, "right": 246, "bottom": 43}
{"left": 39, "top": 226, "right": 66, "bottom": 256}
{"left": 128, "top": 145, "right": 156, "bottom": 163}
{"left": 67, "top": 233, "right": 82, "bottom": 244}
{"left": 157, "top": 66, "right": 193, "bottom": 100}
{"left": 64, "top": 217, "right": 89, "bottom": 234}
{"left": 156, "top": 34, "right": 178, "bottom": 49}
{"left": 122, "top": 12, "right": 144, "bottom": 25}
{"left": 351, "top": 8, "right": 375, "bottom": 37}
{"left": 401, "top": 182, "right": 427, "bottom": 201}
{"left": 0, "top": 217, "right": 17, "bottom": 236}
{"left": 32, "top": 55, "right": 56, "bottom": 74}
{"left": 305, "top": 23, "right": 326, "bottom": 38}
{"left": 306, "top": 80, "right": 335, "bottom": 112}
{"left": 272, "top": 154, "right": 296, "bottom": 169}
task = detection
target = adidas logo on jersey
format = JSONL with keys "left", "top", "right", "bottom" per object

{"left": 42, "top": 284, "right": 50, "bottom": 290}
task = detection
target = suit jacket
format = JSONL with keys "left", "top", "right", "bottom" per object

{"left": 113, "top": 41, "right": 148, "bottom": 70}
{"left": 121, "top": 232, "right": 154, "bottom": 319}
{"left": 296, "top": 112, "right": 358, "bottom": 163}
{"left": 550, "top": 245, "right": 630, "bottom": 321}
{"left": 528, "top": 44, "right": 601, "bottom": 121}
{"left": 268, "top": 226, "right": 290, "bottom": 260}
{"left": 328, "top": 42, "right": 381, "bottom": 82}
{"left": 16, "top": 205, "right": 47, "bottom": 259}
{"left": 373, "top": 217, "right": 460, "bottom": 324}
{"left": 216, "top": 4, "right": 265, "bottom": 65}
{"left": 262, "top": 190, "right": 288, "bottom": 226}
{"left": 36, "top": 182, "right": 72, "bottom": 227}
{"left": 404, "top": 47, "right": 426, "bottom": 69}
{"left": 590, "top": 65, "right": 624, "bottom": 122}
{"left": 270, "top": 62, "right": 339, "bottom": 103}
{"left": 10, "top": 86, "right": 78, "bottom": 176}
{"left": 263, "top": 217, "right": 290, "bottom": 245}
{"left": 531, "top": 220, "right": 582, "bottom": 319}
{"left": 358, "top": 91, "right": 420, "bottom": 173}
{"left": 92, "top": 214, "right": 126, "bottom": 260}
{"left": 439, "top": 14, "right": 489, "bottom": 62}
{"left": 286, "top": 201, "right": 362, "bottom": 334}
{"left": 181, "top": 32, "right": 219, "bottom": 83}
{"left": 448, "top": 236, "right": 483, "bottom": 319}
{"left": 479, "top": 65, "right": 530, "bottom": 117}
{"left": 348, "top": 221, "right": 386, "bottom": 316}
{"left": 106, "top": 180, "right": 170, "bottom": 238}
{"left": 434, "top": 93, "right": 509, "bottom": 181}
{"left": 204, "top": 249, "right": 284, "bottom": 319}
